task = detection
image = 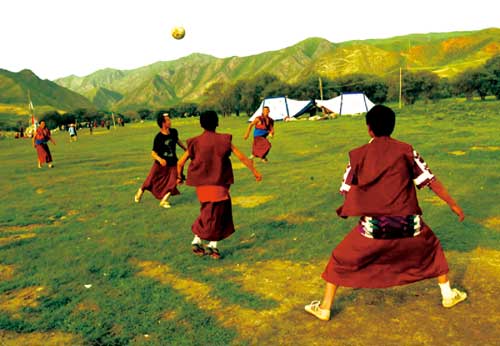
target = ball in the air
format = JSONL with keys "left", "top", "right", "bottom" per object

{"left": 171, "top": 26, "right": 185, "bottom": 40}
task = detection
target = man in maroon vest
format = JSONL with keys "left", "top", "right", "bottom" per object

{"left": 244, "top": 106, "right": 274, "bottom": 163}
{"left": 177, "top": 110, "right": 262, "bottom": 259}
{"left": 305, "top": 105, "right": 466, "bottom": 321}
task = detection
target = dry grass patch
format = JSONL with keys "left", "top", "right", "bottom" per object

{"left": 0, "top": 286, "right": 45, "bottom": 316}
{"left": 232, "top": 195, "right": 274, "bottom": 208}
{"left": 0, "top": 263, "right": 15, "bottom": 280}
{"left": 274, "top": 213, "right": 316, "bottom": 224}
{"left": 448, "top": 150, "right": 466, "bottom": 156}
{"left": 1, "top": 224, "right": 44, "bottom": 233}
{"left": 470, "top": 145, "right": 500, "bottom": 151}
{"left": 74, "top": 299, "right": 100, "bottom": 312}
{"left": 481, "top": 216, "right": 500, "bottom": 231}
{"left": 0, "top": 233, "right": 36, "bottom": 246}
{"left": 134, "top": 258, "right": 328, "bottom": 344}
{"left": 133, "top": 259, "right": 276, "bottom": 342}
{"left": 0, "top": 330, "right": 83, "bottom": 346}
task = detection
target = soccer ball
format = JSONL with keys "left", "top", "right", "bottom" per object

{"left": 171, "top": 26, "right": 185, "bottom": 40}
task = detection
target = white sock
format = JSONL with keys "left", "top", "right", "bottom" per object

{"left": 191, "top": 236, "right": 202, "bottom": 245}
{"left": 207, "top": 241, "right": 218, "bottom": 249}
{"left": 439, "top": 281, "right": 454, "bottom": 299}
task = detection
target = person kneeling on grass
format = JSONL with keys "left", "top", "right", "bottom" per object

{"left": 134, "top": 113, "right": 187, "bottom": 208}
{"left": 177, "top": 110, "right": 262, "bottom": 259}
{"left": 305, "top": 104, "right": 467, "bottom": 321}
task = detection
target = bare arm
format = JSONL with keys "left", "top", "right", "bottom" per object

{"left": 231, "top": 144, "right": 262, "bottom": 181}
{"left": 151, "top": 151, "right": 167, "bottom": 167}
{"left": 177, "top": 139, "right": 187, "bottom": 151}
{"left": 428, "top": 178, "right": 465, "bottom": 222}
{"left": 243, "top": 119, "right": 258, "bottom": 140}
{"left": 176, "top": 150, "right": 190, "bottom": 184}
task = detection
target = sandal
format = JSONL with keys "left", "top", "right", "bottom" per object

{"left": 191, "top": 243, "right": 205, "bottom": 256}
{"left": 205, "top": 247, "right": 221, "bottom": 260}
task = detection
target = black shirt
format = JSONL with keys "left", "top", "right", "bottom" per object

{"left": 152, "top": 128, "right": 179, "bottom": 166}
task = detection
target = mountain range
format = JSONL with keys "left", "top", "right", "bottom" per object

{"left": 1, "top": 27, "right": 499, "bottom": 116}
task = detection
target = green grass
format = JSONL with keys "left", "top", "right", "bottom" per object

{"left": 1, "top": 99, "right": 499, "bottom": 345}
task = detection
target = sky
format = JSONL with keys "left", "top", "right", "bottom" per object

{"left": 1, "top": 0, "right": 499, "bottom": 80}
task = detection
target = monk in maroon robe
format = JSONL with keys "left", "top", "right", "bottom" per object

{"left": 244, "top": 106, "right": 274, "bottom": 162}
{"left": 305, "top": 105, "right": 467, "bottom": 321}
{"left": 177, "top": 110, "right": 262, "bottom": 259}
{"left": 134, "top": 113, "right": 186, "bottom": 208}
{"left": 32, "top": 120, "right": 56, "bottom": 168}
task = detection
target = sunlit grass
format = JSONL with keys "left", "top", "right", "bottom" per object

{"left": 1, "top": 99, "right": 499, "bottom": 345}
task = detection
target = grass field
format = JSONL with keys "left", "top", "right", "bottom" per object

{"left": 1, "top": 99, "right": 499, "bottom": 346}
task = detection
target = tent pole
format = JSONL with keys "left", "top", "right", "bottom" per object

{"left": 319, "top": 77, "right": 323, "bottom": 100}
{"left": 399, "top": 67, "right": 403, "bottom": 109}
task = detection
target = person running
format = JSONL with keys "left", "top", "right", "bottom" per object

{"left": 244, "top": 106, "right": 274, "bottom": 163}
{"left": 32, "top": 120, "right": 56, "bottom": 168}
{"left": 134, "top": 113, "right": 186, "bottom": 208}
{"left": 68, "top": 124, "right": 78, "bottom": 142}
{"left": 305, "top": 105, "right": 467, "bottom": 321}
{"left": 177, "top": 110, "right": 262, "bottom": 259}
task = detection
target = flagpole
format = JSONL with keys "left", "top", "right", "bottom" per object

{"left": 27, "top": 89, "right": 37, "bottom": 130}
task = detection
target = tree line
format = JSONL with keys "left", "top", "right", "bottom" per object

{"left": 9, "top": 54, "right": 499, "bottom": 132}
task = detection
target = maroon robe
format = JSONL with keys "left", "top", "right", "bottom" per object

{"left": 34, "top": 127, "right": 53, "bottom": 164}
{"left": 252, "top": 116, "right": 274, "bottom": 158}
{"left": 323, "top": 136, "right": 449, "bottom": 288}
{"left": 141, "top": 162, "right": 179, "bottom": 200}
{"left": 252, "top": 136, "right": 272, "bottom": 159}
{"left": 186, "top": 131, "right": 235, "bottom": 241}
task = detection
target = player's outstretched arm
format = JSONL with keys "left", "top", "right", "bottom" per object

{"left": 231, "top": 144, "right": 262, "bottom": 181}
{"left": 177, "top": 139, "right": 187, "bottom": 151}
{"left": 176, "top": 150, "right": 190, "bottom": 184}
{"left": 243, "top": 120, "right": 257, "bottom": 140}
{"left": 428, "top": 178, "right": 465, "bottom": 222}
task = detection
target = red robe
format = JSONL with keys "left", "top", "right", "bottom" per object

{"left": 323, "top": 137, "right": 449, "bottom": 288}
{"left": 186, "top": 131, "right": 235, "bottom": 241}
{"left": 141, "top": 162, "right": 179, "bottom": 200}
{"left": 34, "top": 127, "right": 53, "bottom": 164}
{"left": 252, "top": 116, "right": 274, "bottom": 158}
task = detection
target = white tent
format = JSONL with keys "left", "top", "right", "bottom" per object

{"left": 315, "top": 92, "right": 375, "bottom": 115}
{"left": 249, "top": 96, "right": 314, "bottom": 122}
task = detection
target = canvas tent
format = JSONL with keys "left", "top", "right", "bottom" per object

{"left": 249, "top": 96, "right": 314, "bottom": 122}
{"left": 315, "top": 92, "right": 375, "bottom": 115}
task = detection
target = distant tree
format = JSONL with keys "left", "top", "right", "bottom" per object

{"left": 471, "top": 68, "right": 495, "bottom": 100}
{"left": 453, "top": 67, "right": 495, "bottom": 100}
{"left": 40, "top": 111, "right": 62, "bottom": 129}
{"left": 289, "top": 76, "right": 323, "bottom": 100}
{"left": 402, "top": 71, "right": 439, "bottom": 104}
{"left": 331, "top": 74, "right": 388, "bottom": 103}
{"left": 137, "top": 109, "right": 152, "bottom": 120}
{"left": 484, "top": 55, "right": 500, "bottom": 99}
{"left": 453, "top": 69, "right": 476, "bottom": 100}
{"left": 433, "top": 78, "right": 453, "bottom": 100}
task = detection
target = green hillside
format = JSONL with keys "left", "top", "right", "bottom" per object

{"left": 54, "top": 28, "right": 500, "bottom": 111}
{"left": 0, "top": 69, "right": 94, "bottom": 113}
{"left": 1, "top": 28, "right": 499, "bottom": 116}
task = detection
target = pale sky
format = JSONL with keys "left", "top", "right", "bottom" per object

{"left": 1, "top": 0, "right": 499, "bottom": 80}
